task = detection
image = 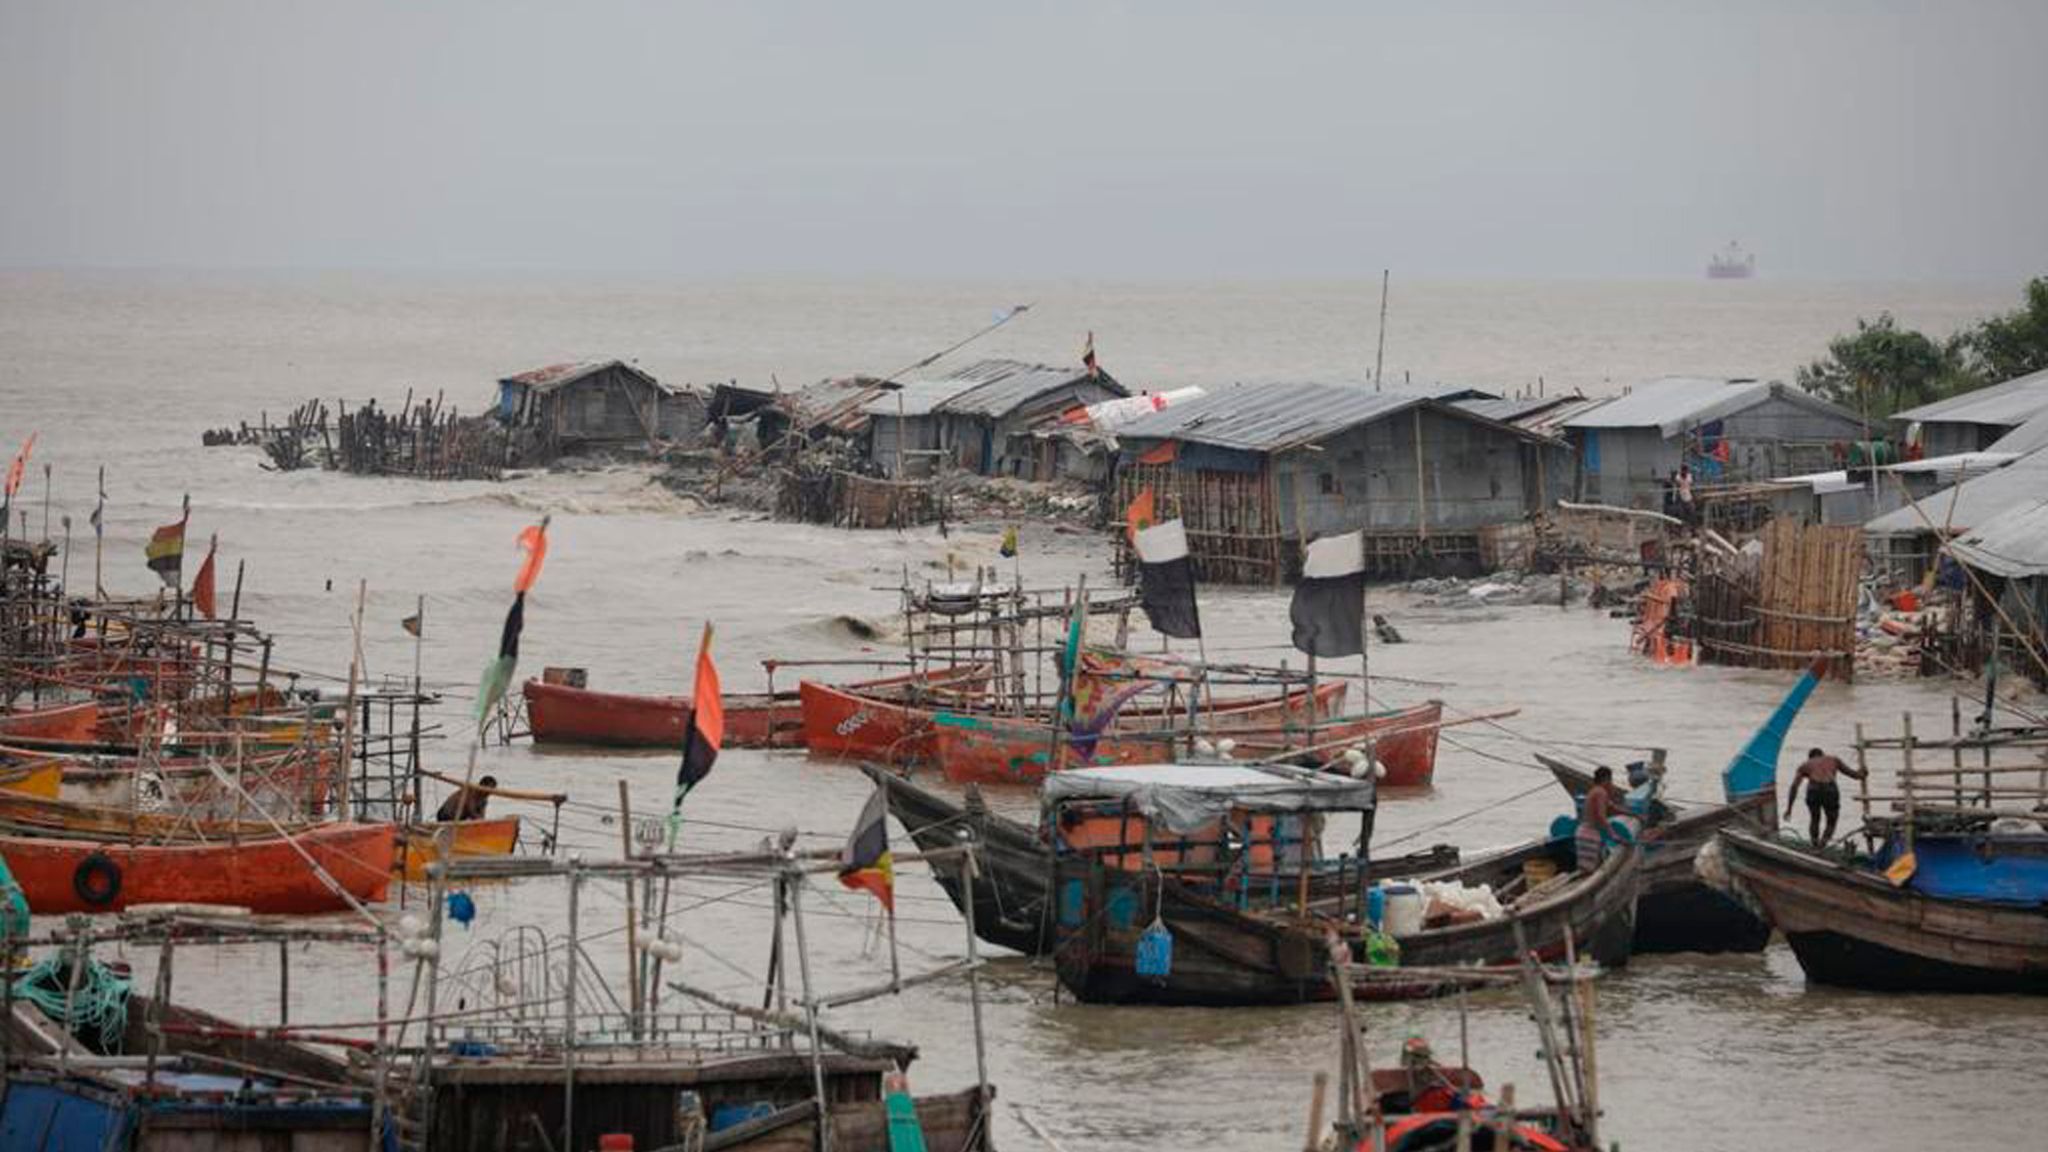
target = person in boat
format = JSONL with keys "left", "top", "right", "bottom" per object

{"left": 1785, "top": 747, "right": 1866, "bottom": 846}
{"left": 436, "top": 775, "right": 498, "bottom": 823}
{"left": 1575, "top": 767, "right": 1626, "bottom": 872}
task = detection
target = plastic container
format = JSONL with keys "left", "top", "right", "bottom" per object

{"left": 1365, "top": 885, "right": 1387, "bottom": 928}
{"left": 1380, "top": 883, "right": 1425, "bottom": 937}
{"left": 1523, "top": 858, "right": 1560, "bottom": 888}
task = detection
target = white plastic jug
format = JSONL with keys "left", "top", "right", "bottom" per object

{"left": 1380, "top": 883, "right": 1426, "bottom": 938}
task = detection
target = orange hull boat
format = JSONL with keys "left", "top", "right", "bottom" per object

{"left": 1230, "top": 700, "right": 1444, "bottom": 788}
{"left": 0, "top": 700, "right": 100, "bottom": 744}
{"left": 525, "top": 664, "right": 990, "bottom": 750}
{"left": 0, "top": 821, "right": 394, "bottom": 915}
{"left": 398, "top": 817, "right": 522, "bottom": 881}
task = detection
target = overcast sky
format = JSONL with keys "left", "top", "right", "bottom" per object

{"left": 4, "top": 1, "right": 2045, "bottom": 280}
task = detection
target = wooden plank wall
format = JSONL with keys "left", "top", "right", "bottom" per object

{"left": 1755, "top": 519, "right": 1862, "bottom": 677}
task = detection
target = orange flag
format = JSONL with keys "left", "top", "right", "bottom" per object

{"left": 513, "top": 516, "right": 551, "bottom": 593}
{"left": 677, "top": 623, "right": 722, "bottom": 788}
{"left": 191, "top": 536, "right": 218, "bottom": 619}
{"left": 4, "top": 433, "right": 32, "bottom": 499}
{"left": 1125, "top": 488, "right": 1156, "bottom": 544}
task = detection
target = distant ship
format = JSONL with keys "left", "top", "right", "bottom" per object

{"left": 1707, "top": 241, "right": 1756, "bottom": 280}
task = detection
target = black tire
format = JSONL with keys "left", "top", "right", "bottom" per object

{"left": 73, "top": 853, "right": 122, "bottom": 907}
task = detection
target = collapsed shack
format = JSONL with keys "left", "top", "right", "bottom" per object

{"left": 1687, "top": 519, "right": 1863, "bottom": 678}
{"left": 216, "top": 394, "right": 511, "bottom": 480}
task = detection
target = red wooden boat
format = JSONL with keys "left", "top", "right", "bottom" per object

{"left": 934, "top": 693, "right": 1436, "bottom": 788}
{"left": 1232, "top": 700, "right": 1444, "bottom": 788}
{"left": 0, "top": 821, "right": 395, "bottom": 914}
{"left": 0, "top": 700, "right": 101, "bottom": 744}
{"left": 524, "top": 664, "right": 991, "bottom": 749}
{"left": 815, "top": 679, "right": 1345, "bottom": 772}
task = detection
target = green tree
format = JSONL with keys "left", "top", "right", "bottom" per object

{"left": 1794, "top": 312, "right": 1974, "bottom": 421}
{"left": 1963, "top": 276, "right": 2048, "bottom": 383}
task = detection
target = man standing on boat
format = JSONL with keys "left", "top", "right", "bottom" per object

{"left": 1576, "top": 767, "right": 1626, "bottom": 872}
{"left": 1785, "top": 747, "right": 1866, "bottom": 846}
{"left": 437, "top": 775, "right": 498, "bottom": 822}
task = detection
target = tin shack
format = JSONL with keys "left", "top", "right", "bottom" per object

{"left": 864, "top": 359, "right": 1126, "bottom": 479}
{"left": 496, "top": 360, "right": 705, "bottom": 458}
{"left": 1112, "top": 382, "right": 1566, "bottom": 582}
{"left": 1561, "top": 376, "right": 1863, "bottom": 509}
{"left": 1890, "top": 366, "right": 2048, "bottom": 458}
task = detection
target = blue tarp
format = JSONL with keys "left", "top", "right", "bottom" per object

{"left": 1879, "top": 833, "right": 2048, "bottom": 904}
{"left": 1, "top": 1080, "right": 125, "bottom": 1152}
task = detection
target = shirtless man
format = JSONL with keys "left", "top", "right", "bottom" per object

{"left": 1576, "top": 767, "right": 1626, "bottom": 872}
{"left": 1785, "top": 748, "right": 1866, "bottom": 846}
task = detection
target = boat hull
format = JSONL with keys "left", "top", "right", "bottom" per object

{"left": 1054, "top": 839, "right": 1640, "bottom": 1006}
{"left": 0, "top": 701, "right": 100, "bottom": 744}
{"left": 1, "top": 822, "right": 394, "bottom": 914}
{"left": 528, "top": 665, "right": 989, "bottom": 750}
{"left": 929, "top": 682, "right": 1352, "bottom": 786}
{"left": 1719, "top": 828, "right": 2048, "bottom": 993}
{"left": 399, "top": 817, "right": 522, "bottom": 881}
{"left": 1544, "top": 755, "right": 1773, "bottom": 954}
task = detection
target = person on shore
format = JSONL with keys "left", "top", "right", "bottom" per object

{"left": 1575, "top": 767, "right": 1626, "bottom": 872}
{"left": 437, "top": 775, "right": 498, "bottom": 823}
{"left": 1786, "top": 748, "right": 1866, "bottom": 846}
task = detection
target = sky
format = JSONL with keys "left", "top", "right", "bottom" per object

{"left": 3, "top": 0, "right": 2046, "bottom": 280}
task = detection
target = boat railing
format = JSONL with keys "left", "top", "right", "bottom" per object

{"left": 433, "top": 1008, "right": 808, "bottom": 1059}
{"left": 1852, "top": 711, "right": 2048, "bottom": 845}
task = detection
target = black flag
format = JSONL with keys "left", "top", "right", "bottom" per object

{"left": 1133, "top": 518, "right": 1202, "bottom": 639}
{"left": 1290, "top": 530, "right": 1365, "bottom": 658}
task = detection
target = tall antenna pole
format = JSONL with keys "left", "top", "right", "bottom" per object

{"left": 1373, "top": 269, "right": 1391, "bottom": 392}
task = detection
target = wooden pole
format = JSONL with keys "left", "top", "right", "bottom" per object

{"left": 562, "top": 858, "right": 581, "bottom": 1152}
{"left": 960, "top": 850, "right": 991, "bottom": 1111}
{"left": 1304, "top": 1070, "right": 1329, "bottom": 1152}
{"left": 1373, "top": 269, "right": 1390, "bottom": 392}
{"left": 787, "top": 868, "right": 835, "bottom": 1152}
{"left": 93, "top": 465, "right": 104, "bottom": 598}
{"left": 618, "top": 779, "right": 642, "bottom": 1034}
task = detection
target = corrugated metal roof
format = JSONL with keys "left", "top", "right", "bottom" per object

{"left": 1950, "top": 497, "right": 2048, "bottom": 578}
{"left": 1454, "top": 394, "right": 1582, "bottom": 424}
{"left": 1109, "top": 382, "right": 1535, "bottom": 454}
{"left": 1892, "top": 367, "right": 2048, "bottom": 427}
{"left": 1866, "top": 446, "right": 2048, "bottom": 535}
{"left": 1561, "top": 376, "right": 1770, "bottom": 434}
{"left": 860, "top": 377, "right": 984, "bottom": 418}
{"left": 1984, "top": 407, "right": 2048, "bottom": 454}
{"left": 859, "top": 358, "right": 1123, "bottom": 419}
{"left": 500, "top": 359, "right": 651, "bottom": 393}
{"left": 782, "top": 376, "right": 887, "bottom": 433}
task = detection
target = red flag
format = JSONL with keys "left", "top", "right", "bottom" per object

{"left": 4, "top": 433, "right": 32, "bottom": 500}
{"left": 192, "top": 536, "right": 218, "bottom": 619}
{"left": 513, "top": 516, "right": 550, "bottom": 593}
{"left": 677, "top": 623, "right": 723, "bottom": 789}
{"left": 1125, "top": 488, "right": 1156, "bottom": 544}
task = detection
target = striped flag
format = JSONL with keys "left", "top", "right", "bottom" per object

{"left": 145, "top": 503, "right": 189, "bottom": 589}
{"left": 1133, "top": 518, "right": 1201, "bottom": 639}
{"left": 1290, "top": 530, "right": 1367, "bottom": 658}
{"left": 837, "top": 785, "right": 895, "bottom": 914}
{"left": 676, "top": 623, "right": 723, "bottom": 790}
{"left": 473, "top": 592, "right": 525, "bottom": 725}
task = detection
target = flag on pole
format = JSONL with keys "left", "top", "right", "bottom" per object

{"left": 90, "top": 468, "right": 104, "bottom": 539}
{"left": 514, "top": 516, "right": 550, "bottom": 593}
{"left": 3, "top": 433, "right": 32, "bottom": 500}
{"left": 837, "top": 785, "right": 895, "bottom": 914}
{"left": 401, "top": 611, "right": 423, "bottom": 637}
{"left": 1124, "top": 488, "right": 1156, "bottom": 544}
{"left": 1290, "top": 530, "right": 1367, "bottom": 658}
{"left": 191, "top": 535, "right": 218, "bottom": 619}
{"left": 473, "top": 592, "right": 525, "bottom": 725}
{"left": 1133, "top": 518, "right": 1201, "bottom": 639}
{"left": 676, "top": 624, "right": 723, "bottom": 790}
{"left": 1081, "top": 331, "right": 1099, "bottom": 379}
{"left": 145, "top": 512, "right": 188, "bottom": 589}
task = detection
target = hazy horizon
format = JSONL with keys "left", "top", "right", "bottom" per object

{"left": 5, "top": 1, "right": 2046, "bottom": 281}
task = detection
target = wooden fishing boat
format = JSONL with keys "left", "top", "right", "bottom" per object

{"left": 1215, "top": 700, "right": 1444, "bottom": 788}
{"left": 810, "top": 679, "right": 1345, "bottom": 769}
{"left": 398, "top": 816, "right": 522, "bottom": 881}
{"left": 1536, "top": 658, "right": 1824, "bottom": 954}
{"left": 55, "top": 745, "right": 338, "bottom": 819}
{"left": 1718, "top": 825, "right": 2048, "bottom": 993}
{"left": 0, "top": 821, "right": 394, "bottom": 914}
{"left": 0, "top": 700, "right": 100, "bottom": 744}
{"left": 524, "top": 663, "right": 991, "bottom": 750}
{"left": 0, "top": 760, "right": 62, "bottom": 799}
{"left": 1044, "top": 763, "right": 1641, "bottom": 1006}
{"left": 869, "top": 765, "right": 1459, "bottom": 955}
{"left": 1543, "top": 755, "right": 1772, "bottom": 954}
